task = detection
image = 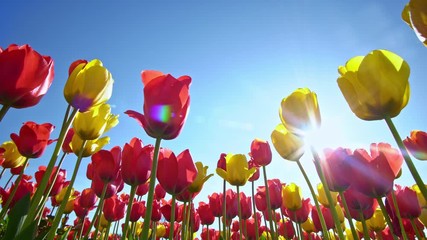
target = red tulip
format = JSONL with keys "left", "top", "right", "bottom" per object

{"left": 125, "top": 70, "right": 191, "bottom": 140}
{"left": 342, "top": 186, "right": 376, "bottom": 212}
{"left": 62, "top": 128, "right": 74, "bottom": 154}
{"left": 0, "top": 178, "right": 35, "bottom": 209}
{"left": 387, "top": 185, "right": 421, "bottom": 219}
{"left": 160, "top": 199, "right": 182, "bottom": 222}
{"left": 225, "top": 189, "right": 238, "bottom": 220}
{"left": 283, "top": 198, "right": 312, "bottom": 223}
{"left": 91, "top": 146, "right": 121, "bottom": 183}
{"left": 34, "top": 165, "right": 66, "bottom": 196}
{"left": 217, "top": 153, "right": 227, "bottom": 170}
{"left": 157, "top": 148, "right": 197, "bottom": 195}
{"left": 208, "top": 192, "right": 223, "bottom": 217}
{"left": 136, "top": 181, "right": 149, "bottom": 196}
{"left": 154, "top": 183, "right": 166, "bottom": 200}
{"left": 278, "top": 219, "right": 296, "bottom": 239}
{"left": 320, "top": 147, "right": 352, "bottom": 192}
{"left": 312, "top": 205, "right": 334, "bottom": 230}
{"left": 349, "top": 143, "right": 403, "bottom": 198}
{"left": 78, "top": 188, "right": 98, "bottom": 209}
{"left": 239, "top": 192, "right": 252, "bottom": 220}
{"left": 256, "top": 179, "right": 283, "bottom": 210}
{"left": 74, "top": 217, "right": 91, "bottom": 236}
{"left": 201, "top": 227, "right": 220, "bottom": 240}
{"left": 250, "top": 138, "right": 272, "bottom": 166}
{"left": 244, "top": 214, "right": 262, "bottom": 239}
{"left": 121, "top": 137, "right": 153, "bottom": 186}
{"left": 130, "top": 201, "right": 143, "bottom": 222}
{"left": 73, "top": 198, "right": 90, "bottom": 218}
{"left": 11, "top": 121, "right": 54, "bottom": 158}
{"left": 248, "top": 159, "right": 260, "bottom": 182}
{"left": 91, "top": 173, "right": 124, "bottom": 199}
{"left": 404, "top": 130, "right": 427, "bottom": 160}
{"left": 0, "top": 44, "right": 54, "bottom": 108}
{"left": 197, "top": 201, "right": 215, "bottom": 226}
{"left": 103, "top": 195, "right": 126, "bottom": 222}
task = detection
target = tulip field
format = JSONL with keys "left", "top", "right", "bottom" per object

{"left": 1, "top": 1, "right": 427, "bottom": 240}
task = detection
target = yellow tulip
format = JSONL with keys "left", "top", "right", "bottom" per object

{"left": 156, "top": 224, "right": 166, "bottom": 238}
{"left": 301, "top": 218, "right": 316, "bottom": 233}
{"left": 402, "top": 0, "right": 427, "bottom": 46}
{"left": 0, "top": 141, "right": 26, "bottom": 168}
{"left": 64, "top": 198, "right": 76, "bottom": 214}
{"left": 282, "top": 182, "right": 303, "bottom": 210}
{"left": 337, "top": 49, "right": 410, "bottom": 120}
{"left": 412, "top": 184, "right": 427, "bottom": 207}
{"left": 64, "top": 59, "right": 113, "bottom": 112}
{"left": 99, "top": 214, "right": 109, "bottom": 229}
{"left": 216, "top": 153, "right": 256, "bottom": 186}
{"left": 344, "top": 228, "right": 356, "bottom": 240}
{"left": 366, "top": 208, "right": 386, "bottom": 232}
{"left": 317, "top": 183, "right": 338, "bottom": 207}
{"left": 70, "top": 134, "right": 110, "bottom": 157}
{"left": 188, "top": 162, "right": 214, "bottom": 193}
{"left": 55, "top": 185, "right": 75, "bottom": 204}
{"left": 354, "top": 221, "right": 363, "bottom": 234}
{"left": 73, "top": 103, "right": 119, "bottom": 140}
{"left": 271, "top": 123, "right": 305, "bottom": 161}
{"left": 335, "top": 204, "right": 345, "bottom": 223}
{"left": 279, "top": 88, "right": 321, "bottom": 136}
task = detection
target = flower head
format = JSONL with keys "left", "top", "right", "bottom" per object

{"left": 216, "top": 153, "right": 256, "bottom": 186}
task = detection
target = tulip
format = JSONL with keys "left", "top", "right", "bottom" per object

{"left": 282, "top": 182, "right": 303, "bottom": 211}
{"left": 279, "top": 88, "right": 321, "bottom": 135}
{"left": 248, "top": 159, "right": 260, "bottom": 182}
{"left": 271, "top": 123, "right": 305, "bottom": 161}
{"left": 129, "top": 201, "right": 143, "bottom": 222}
{"left": 225, "top": 189, "right": 238, "bottom": 220}
{"left": 197, "top": 201, "right": 215, "bottom": 226}
{"left": 125, "top": 70, "right": 191, "bottom": 140}
{"left": 78, "top": 188, "right": 98, "bottom": 209}
{"left": 0, "top": 44, "right": 54, "bottom": 110}
{"left": 317, "top": 183, "right": 338, "bottom": 207}
{"left": 0, "top": 141, "right": 26, "bottom": 168}
{"left": 103, "top": 195, "right": 126, "bottom": 222}
{"left": 62, "top": 128, "right": 75, "bottom": 154}
{"left": 366, "top": 208, "right": 386, "bottom": 232}
{"left": 157, "top": 148, "right": 197, "bottom": 195}
{"left": 160, "top": 199, "right": 181, "bottom": 222}
{"left": 342, "top": 186, "right": 376, "bottom": 212}
{"left": 34, "top": 166, "right": 66, "bottom": 196}
{"left": 256, "top": 179, "right": 283, "bottom": 210}
{"left": 91, "top": 146, "right": 121, "bottom": 184}
{"left": 64, "top": 59, "right": 113, "bottom": 112}
{"left": 312, "top": 205, "right": 334, "bottom": 230}
{"left": 239, "top": 192, "right": 253, "bottom": 220}
{"left": 388, "top": 185, "right": 421, "bottom": 219}
{"left": 411, "top": 184, "right": 427, "bottom": 207}
{"left": 70, "top": 134, "right": 110, "bottom": 158}
{"left": 208, "top": 192, "right": 223, "bottom": 217}
{"left": 301, "top": 218, "right": 317, "bottom": 233}
{"left": 73, "top": 198, "right": 90, "bottom": 218}
{"left": 154, "top": 183, "right": 166, "bottom": 200}
{"left": 91, "top": 173, "right": 124, "bottom": 199}
{"left": 188, "top": 161, "right": 214, "bottom": 193}
{"left": 278, "top": 219, "right": 296, "bottom": 239}
{"left": 216, "top": 153, "right": 256, "bottom": 187}
{"left": 73, "top": 103, "right": 118, "bottom": 140}
{"left": 320, "top": 147, "right": 352, "bottom": 192}
{"left": 337, "top": 49, "right": 410, "bottom": 120}
{"left": 0, "top": 178, "right": 35, "bottom": 209}
{"left": 283, "top": 198, "right": 312, "bottom": 223}
{"left": 10, "top": 121, "right": 54, "bottom": 158}
{"left": 250, "top": 138, "right": 272, "bottom": 166}
{"left": 121, "top": 138, "right": 153, "bottom": 186}
{"left": 349, "top": 143, "right": 403, "bottom": 198}
{"left": 404, "top": 130, "right": 427, "bottom": 160}
{"left": 136, "top": 181, "right": 149, "bottom": 197}
{"left": 402, "top": 0, "right": 427, "bottom": 46}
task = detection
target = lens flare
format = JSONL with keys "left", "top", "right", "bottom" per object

{"left": 151, "top": 105, "right": 172, "bottom": 123}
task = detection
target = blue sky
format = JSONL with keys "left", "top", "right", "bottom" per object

{"left": 1, "top": 0, "right": 427, "bottom": 225}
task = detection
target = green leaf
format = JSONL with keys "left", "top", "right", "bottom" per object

{"left": 2, "top": 193, "right": 31, "bottom": 240}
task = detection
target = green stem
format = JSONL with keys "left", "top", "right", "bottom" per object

{"left": 236, "top": 186, "right": 243, "bottom": 240}
{"left": 296, "top": 160, "right": 330, "bottom": 240}
{"left": 151, "top": 221, "right": 157, "bottom": 240}
{"left": 0, "top": 157, "right": 29, "bottom": 220}
{"left": 222, "top": 179, "right": 227, "bottom": 240}
{"left": 338, "top": 191, "right": 359, "bottom": 240}
{"left": 409, "top": 218, "right": 423, "bottom": 240}
{"left": 24, "top": 106, "right": 77, "bottom": 230}
{"left": 169, "top": 194, "right": 176, "bottom": 240}
{"left": 376, "top": 197, "right": 398, "bottom": 240}
{"left": 217, "top": 216, "right": 221, "bottom": 240}
{"left": 46, "top": 140, "right": 87, "bottom": 240}
{"left": 262, "top": 166, "right": 277, "bottom": 240}
{"left": 0, "top": 104, "right": 11, "bottom": 122}
{"left": 390, "top": 190, "right": 408, "bottom": 240}
{"left": 140, "top": 137, "right": 162, "bottom": 240}
{"left": 359, "top": 210, "right": 370, "bottom": 240}
{"left": 251, "top": 181, "right": 259, "bottom": 240}
{"left": 385, "top": 117, "right": 427, "bottom": 201}
{"left": 311, "top": 146, "right": 345, "bottom": 240}
{"left": 294, "top": 211, "right": 303, "bottom": 240}
{"left": 122, "top": 184, "right": 137, "bottom": 240}
{"left": 87, "top": 182, "right": 108, "bottom": 239}
{"left": 207, "top": 225, "right": 210, "bottom": 240}
{"left": 104, "top": 221, "right": 111, "bottom": 240}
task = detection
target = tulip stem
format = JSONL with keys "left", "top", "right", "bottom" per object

{"left": 86, "top": 182, "right": 108, "bottom": 240}
{"left": 122, "top": 184, "right": 137, "bottom": 240}
{"left": 262, "top": 166, "right": 277, "bottom": 240}
{"left": 0, "top": 157, "right": 29, "bottom": 220}
{"left": 47, "top": 140, "right": 87, "bottom": 240}
{"left": 217, "top": 216, "right": 221, "bottom": 239}
{"left": 359, "top": 210, "right": 370, "bottom": 240}
{"left": 24, "top": 105, "right": 77, "bottom": 231}
{"left": 338, "top": 191, "right": 359, "bottom": 240}
{"left": 236, "top": 186, "right": 243, "bottom": 240}
{"left": 376, "top": 197, "right": 398, "bottom": 240}
{"left": 104, "top": 221, "right": 112, "bottom": 240}
{"left": 296, "top": 160, "right": 330, "bottom": 240}
{"left": 409, "top": 218, "right": 423, "bottom": 240}
{"left": 385, "top": 117, "right": 427, "bottom": 201}
{"left": 0, "top": 104, "right": 11, "bottom": 122}
{"left": 140, "top": 137, "right": 162, "bottom": 240}
{"left": 251, "top": 181, "right": 260, "bottom": 240}
{"left": 390, "top": 190, "right": 409, "bottom": 240}
{"left": 169, "top": 194, "right": 176, "bottom": 240}
{"left": 311, "top": 146, "right": 345, "bottom": 240}
{"left": 222, "top": 179, "right": 227, "bottom": 240}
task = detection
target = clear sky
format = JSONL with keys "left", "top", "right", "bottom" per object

{"left": 1, "top": 0, "right": 426, "bottom": 227}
